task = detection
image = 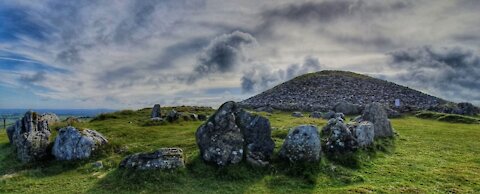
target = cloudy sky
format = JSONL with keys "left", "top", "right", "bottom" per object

{"left": 0, "top": 0, "right": 479, "bottom": 109}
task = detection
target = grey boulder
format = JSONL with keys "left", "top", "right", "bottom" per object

{"left": 279, "top": 125, "right": 321, "bottom": 163}
{"left": 52, "top": 126, "right": 108, "bottom": 160}
{"left": 119, "top": 148, "right": 185, "bottom": 170}
{"left": 151, "top": 104, "right": 161, "bottom": 118}
{"left": 11, "top": 111, "right": 52, "bottom": 163}
{"left": 39, "top": 113, "right": 60, "bottom": 125}
{"left": 309, "top": 111, "right": 322, "bottom": 118}
{"left": 332, "top": 101, "right": 361, "bottom": 115}
{"left": 166, "top": 109, "right": 180, "bottom": 122}
{"left": 359, "top": 103, "right": 394, "bottom": 138}
{"left": 323, "top": 118, "right": 357, "bottom": 154}
{"left": 352, "top": 121, "right": 375, "bottom": 147}
{"left": 291, "top": 112, "right": 303, "bottom": 117}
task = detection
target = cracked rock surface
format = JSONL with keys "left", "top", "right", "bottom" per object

{"left": 52, "top": 126, "right": 108, "bottom": 161}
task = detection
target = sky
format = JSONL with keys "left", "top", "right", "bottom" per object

{"left": 0, "top": 0, "right": 479, "bottom": 109}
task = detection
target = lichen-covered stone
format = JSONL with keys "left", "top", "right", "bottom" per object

{"left": 11, "top": 111, "right": 51, "bottom": 163}
{"left": 323, "top": 118, "right": 357, "bottom": 154}
{"left": 52, "top": 126, "right": 108, "bottom": 160}
{"left": 279, "top": 125, "right": 321, "bottom": 163}
{"left": 119, "top": 148, "right": 185, "bottom": 170}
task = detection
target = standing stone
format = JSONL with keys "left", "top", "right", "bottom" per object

{"left": 279, "top": 125, "right": 321, "bottom": 163}
{"left": 323, "top": 118, "right": 357, "bottom": 154}
{"left": 195, "top": 102, "right": 244, "bottom": 166}
{"left": 291, "top": 112, "right": 303, "bottom": 117}
{"left": 151, "top": 104, "right": 161, "bottom": 118}
{"left": 352, "top": 121, "right": 375, "bottom": 147}
{"left": 119, "top": 148, "right": 185, "bottom": 170}
{"left": 12, "top": 111, "right": 51, "bottom": 163}
{"left": 235, "top": 109, "right": 275, "bottom": 167}
{"left": 52, "top": 126, "right": 108, "bottom": 160}
{"left": 360, "top": 103, "right": 394, "bottom": 138}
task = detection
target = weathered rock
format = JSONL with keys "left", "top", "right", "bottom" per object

{"left": 52, "top": 126, "right": 108, "bottom": 161}
{"left": 6, "top": 125, "right": 15, "bottom": 144}
{"left": 255, "top": 106, "right": 274, "bottom": 113}
{"left": 65, "top": 117, "right": 80, "bottom": 125}
{"left": 198, "top": 114, "right": 207, "bottom": 121}
{"left": 39, "top": 113, "right": 60, "bottom": 124}
{"left": 323, "top": 118, "right": 357, "bottom": 154}
{"left": 291, "top": 112, "right": 303, "bottom": 117}
{"left": 279, "top": 125, "right": 321, "bottom": 163}
{"left": 235, "top": 109, "right": 275, "bottom": 167}
{"left": 166, "top": 109, "right": 180, "bottom": 122}
{"left": 322, "top": 110, "right": 336, "bottom": 119}
{"left": 335, "top": 112, "right": 345, "bottom": 120}
{"left": 309, "top": 111, "right": 322, "bottom": 118}
{"left": 119, "top": 148, "right": 185, "bottom": 170}
{"left": 12, "top": 111, "right": 51, "bottom": 163}
{"left": 359, "top": 103, "right": 394, "bottom": 138}
{"left": 151, "top": 104, "right": 161, "bottom": 118}
{"left": 333, "top": 101, "right": 361, "bottom": 115}
{"left": 150, "top": 117, "right": 163, "bottom": 121}
{"left": 352, "top": 121, "right": 375, "bottom": 147}
{"left": 196, "top": 102, "right": 244, "bottom": 166}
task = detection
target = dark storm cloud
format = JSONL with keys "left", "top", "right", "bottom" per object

{"left": 386, "top": 46, "right": 480, "bottom": 103}
{"left": 241, "top": 56, "right": 323, "bottom": 92}
{"left": 148, "top": 37, "right": 210, "bottom": 70}
{"left": 188, "top": 31, "right": 257, "bottom": 83}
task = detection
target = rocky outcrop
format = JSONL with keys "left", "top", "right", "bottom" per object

{"left": 291, "top": 112, "right": 303, "bottom": 117}
{"left": 332, "top": 101, "right": 361, "bottom": 115}
{"left": 151, "top": 104, "right": 161, "bottom": 118}
{"left": 279, "top": 125, "right": 321, "bottom": 163}
{"left": 119, "top": 148, "right": 185, "bottom": 170}
{"left": 356, "top": 103, "right": 394, "bottom": 138}
{"left": 240, "top": 70, "right": 445, "bottom": 112}
{"left": 39, "top": 113, "right": 60, "bottom": 125}
{"left": 195, "top": 101, "right": 274, "bottom": 166}
{"left": 11, "top": 111, "right": 52, "bottom": 163}
{"left": 52, "top": 126, "right": 108, "bottom": 161}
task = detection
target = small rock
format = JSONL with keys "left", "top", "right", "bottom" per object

{"left": 279, "top": 125, "right": 321, "bottom": 163}
{"left": 197, "top": 114, "right": 207, "bottom": 121}
{"left": 309, "top": 111, "right": 322, "bottom": 118}
{"left": 190, "top": 113, "right": 198, "bottom": 121}
{"left": 92, "top": 161, "right": 103, "bottom": 169}
{"left": 291, "top": 112, "right": 303, "bottom": 117}
{"left": 322, "top": 110, "right": 336, "bottom": 119}
{"left": 119, "top": 148, "right": 185, "bottom": 170}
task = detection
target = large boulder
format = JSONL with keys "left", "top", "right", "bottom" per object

{"left": 323, "top": 118, "right": 357, "bottom": 154}
{"left": 235, "top": 109, "right": 275, "bottom": 167}
{"left": 119, "top": 148, "right": 185, "bottom": 170}
{"left": 279, "top": 125, "right": 321, "bottom": 163}
{"left": 11, "top": 111, "right": 52, "bottom": 163}
{"left": 52, "top": 126, "right": 108, "bottom": 160}
{"left": 151, "top": 104, "right": 161, "bottom": 118}
{"left": 351, "top": 121, "right": 375, "bottom": 147}
{"left": 358, "top": 103, "right": 394, "bottom": 138}
{"left": 195, "top": 101, "right": 275, "bottom": 166}
{"left": 39, "top": 113, "right": 60, "bottom": 125}
{"left": 196, "top": 102, "right": 245, "bottom": 166}
{"left": 332, "top": 101, "right": 361, "bottom": 115}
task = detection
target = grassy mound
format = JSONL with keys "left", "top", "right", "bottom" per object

{"left": 416, "top": 111, "right": 479, "bottom": 124}
{"left": 1, "top": 108, "right": 479, "bottom": 193}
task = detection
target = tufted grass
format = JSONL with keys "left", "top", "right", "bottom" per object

{"left": 0, "top": 108, "right": 479, "bottom": 193}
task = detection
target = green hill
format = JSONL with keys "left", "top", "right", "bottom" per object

{"left": 1, "top": 107, "right": 479, "bottom": 193}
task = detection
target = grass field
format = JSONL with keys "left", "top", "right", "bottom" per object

{"left": 1, "top": 108, "right": 479, "bottom": 193}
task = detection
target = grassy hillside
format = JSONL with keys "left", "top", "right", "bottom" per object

{"left": 1, "top": 108, "right": 479, "bottom": 193}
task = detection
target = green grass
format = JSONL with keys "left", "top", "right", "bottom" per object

{"left": 416, "top": 111, "right": 480, "bottom": 124}
{"left": 1, "top": 108, "right": 479, "bottom": 193}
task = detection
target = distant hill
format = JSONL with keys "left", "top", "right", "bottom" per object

{"left": 240, "top": 70, "right": 446, "bottom": 111}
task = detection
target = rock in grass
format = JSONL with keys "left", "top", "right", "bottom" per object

{"left": 190, "top": 113, "right": 198, "bottom": 121}
{"left": 119, "top": 148, "right": 185, "bottom": 170}
{"left": 11, "top": 111, "right": 52, "bottom": 163}
{"left": 352, "top": 121, "right": 375, "bottom": 147}
{"left": 151, "top": 104, "right": 161, "bottom": 118}
{"left": 195, "top": 101, "right": 275, "bottom": 166}
{"left": 322, "top": 110, "right": 336, "bottom": 119}
{"left": 333, "top": 101, "right": 361, "bottom": 115}
{"left": 236, "top": 109, "right": 275, "bottom": 167}
{"left": 39, "top": 113, "right": 60, "bottom": 125}
{"left": 65, "top": 116, "right": 80, "bottom": 125}
{"left": 291, "top": 112, "right": 303, "bottom": 117}
{"left": 309, "top": 111, "right": 322, "bottom": 118}
{"left": 197, "top": 114, "right": 207, "bottom": 121}
{"left": 358, "top": 103, "right": 394, "bottom": 138}
{"left": 279, "top": 125, "right": 321, "bottom": 163}
{"left": 323, "top": 118, "right": 357, "bottom": 154}
{"left": 52, "top": 126, "right": 108, "bottom": 161}
{"left": 196, "top": 102, "right": 244, "bottom": 166}
{"left": 166, "top": 109, "right": 180, "bottom": 122}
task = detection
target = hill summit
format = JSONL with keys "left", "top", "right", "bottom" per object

{"left": 240, "top": 70, "right": 446, "bottom": 111}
